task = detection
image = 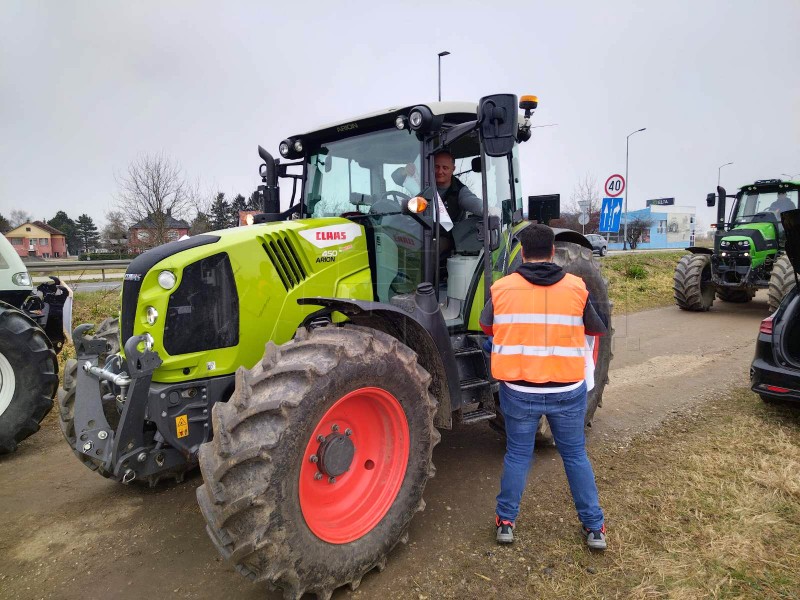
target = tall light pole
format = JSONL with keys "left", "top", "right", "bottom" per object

{"left": 437, "top": 51, "right": 450, "bottom": 101}
{"left": 623, "top": 127, "right": 646, "bottom": 250}
{"left": 718, "top": 161, "right": 733, "bottom": 187}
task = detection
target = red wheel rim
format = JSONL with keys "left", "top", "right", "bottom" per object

{"left": 299, "top": 387, "right": 410, "bottom": 544}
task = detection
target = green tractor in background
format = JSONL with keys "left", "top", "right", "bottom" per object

{"left": 59, "top": 93, "right": 612, "bottom": 599}
{"left": 674, "top": 179, "right": 798, "bottom": 312}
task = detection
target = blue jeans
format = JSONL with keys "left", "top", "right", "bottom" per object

{"left": 496, "top": 381, "right": 604, "bottom": 530}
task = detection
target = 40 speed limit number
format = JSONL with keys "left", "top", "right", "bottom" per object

{"left": 604, "top": 174, "right": 625, "bottom": 198}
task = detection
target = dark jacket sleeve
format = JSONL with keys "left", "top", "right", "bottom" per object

{"left": 583, "top": 292, "right": 608, "bottom": 336}
{"left": 479, "top": 298, "right": 494, "bottom": 335}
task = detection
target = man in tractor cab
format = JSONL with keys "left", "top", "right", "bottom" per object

{"left": 393, "top": 150, "right": 483, "bottom": 255}
{"left": 768, "top": 191, "right": 796, "bottom": 216}
{"left": 479, "top": 223, "right": 608, "bottom": 549}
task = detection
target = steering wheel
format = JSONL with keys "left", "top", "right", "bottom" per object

{"left": 369, "top": 190, "right": 412, "bottom": 214}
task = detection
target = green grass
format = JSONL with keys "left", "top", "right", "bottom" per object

{"left": 601, "top": 251, "right": 686, "bottom": 314}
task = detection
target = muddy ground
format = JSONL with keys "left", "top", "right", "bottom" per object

{"left": 0, "top": 294, "right": 774, "bottom": 599}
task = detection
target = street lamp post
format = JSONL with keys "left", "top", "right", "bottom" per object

{"left": 781, "top": 173, "right": 800, "bottom": 180}
{"left": 717, "top": 161, "right": 733, "bottom": 187}
{"left": 437, "top": 51, "right": 450, "bottom": 101}
{"left": 623, "top": 127, "right": 646, "bottom": 250}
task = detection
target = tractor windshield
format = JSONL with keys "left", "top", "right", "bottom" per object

{"left": 734, "top": 189, "right": 799, "bottom": 224}
{"left": 305, "top": 129, "right": 422, "bottom": 218}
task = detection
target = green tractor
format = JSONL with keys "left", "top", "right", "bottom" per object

{"left": 59, "top": 93, "right": 612, "bottom": 599}
{"left": 674, "top": 179, "right": 798, "bottom": 312}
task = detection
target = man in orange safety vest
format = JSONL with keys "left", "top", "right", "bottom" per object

{"left": 480, "top": 223, "right": 609, "bottom": 549}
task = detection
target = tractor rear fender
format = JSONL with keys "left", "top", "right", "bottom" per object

{"left": 552, "top": 229, "right": 594, "bottom": 252}
{"left": 298, "top": 293, "right": 459, "bottom": 429}
{"left": 685, "top": 246, "right": 714, "bottom": 255}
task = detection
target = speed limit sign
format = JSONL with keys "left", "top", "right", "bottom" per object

{"left": 605, "top": 174, "right": 625, "bottom": 197}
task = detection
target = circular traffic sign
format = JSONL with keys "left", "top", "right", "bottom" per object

{"left": 605, "top": 174, "right": 625, "bottom": 197}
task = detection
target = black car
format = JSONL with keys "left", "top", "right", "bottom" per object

{"left": 750, "top": 209, "right": 800, "bottom": 402}
{"left": 585, "top": 234, "right": 608, "bottom": 256}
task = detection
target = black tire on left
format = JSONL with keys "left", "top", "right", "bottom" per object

{"left": 0, "top": 304, "right": 58, "bottom": 454}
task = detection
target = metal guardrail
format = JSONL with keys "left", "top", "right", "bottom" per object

{"left": 26, "top": 260, "right": 131, "bottom": 281}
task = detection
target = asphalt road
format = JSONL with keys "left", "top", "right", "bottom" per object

{"left": 0, "top": 292, "right": 773, "bottom": 600}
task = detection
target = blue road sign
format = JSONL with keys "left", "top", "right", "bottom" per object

{"left": 599, "top": 197, "right": 623, "bottom": 232}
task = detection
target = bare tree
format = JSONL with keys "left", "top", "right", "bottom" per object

{"left": 115, "top": 153, "right": 197, "bottom": 247}
{"left": 625, "top": 216, "right": 655, "bottom": 249}
{"left": 9, "top": 209, "right": 33, "bottom": 227}
{"left": 101, "top": 211, "right": 129, "bottom": 254}
{"left": 568, "top": 173, "right": 602, "bottom": 233}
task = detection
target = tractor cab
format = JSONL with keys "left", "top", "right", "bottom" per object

{"left": 258, "top": 94, "right": 535, "bottom": 329}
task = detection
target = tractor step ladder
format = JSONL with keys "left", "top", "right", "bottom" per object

{"left": 454, "top": 342, "right": 496, "bottom": 424}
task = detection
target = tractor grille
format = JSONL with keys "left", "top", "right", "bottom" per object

{"left": 260, "top": 233, "right": 307, "bottom": 291}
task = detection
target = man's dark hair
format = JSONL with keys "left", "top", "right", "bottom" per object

{"left": 518, "top": 223, "right": 554, "bottom": 260}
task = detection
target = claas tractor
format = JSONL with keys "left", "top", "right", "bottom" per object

{"left": 674, "top": 179, "right": 798, "bottom": 312}
{"left": 59, "top": 93, "right": 612, "bottom": 599}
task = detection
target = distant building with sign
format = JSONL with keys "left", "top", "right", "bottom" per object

{"left": 607, "top": 204, "right": 697, "bottom": 250}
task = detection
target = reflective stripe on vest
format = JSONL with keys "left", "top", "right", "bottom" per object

{"left": 490, "top": 272, "right": 588, "bottom": 383}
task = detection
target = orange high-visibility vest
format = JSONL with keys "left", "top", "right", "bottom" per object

{"left": 490, "top": 272, "right": 588, "bottom": 383}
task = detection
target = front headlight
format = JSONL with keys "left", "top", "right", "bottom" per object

{"left": 11, "top": 272, "right": 31, "bottom": 287}
{"left": 146, "top": 306, "right": 159, "bottom": 325}
{"left": 158, "top": 270, "right": 176, "bottom": 290}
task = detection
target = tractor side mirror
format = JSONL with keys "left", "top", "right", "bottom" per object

{"left": 471, "top": 156, "right": 482, "bottom": 173}
{"left": 478, "top": 94, "right": 518, "bottom": 157}
{"left": 706, "top": 193, "right": 716, "bottom": 207}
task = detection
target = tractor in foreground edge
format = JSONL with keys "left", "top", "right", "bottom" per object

{"left": 674, "top": 179, "right": 798, "bottom": 312}
{"left": 59, "top": 93, "right": 612, "bottom": 599}
{"left": 0, "top": 233, "right": 72, "bottom": 453}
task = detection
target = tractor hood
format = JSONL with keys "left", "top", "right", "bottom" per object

{"left": 782, "top": 209, "right": 800, "bottom": 270}
{"left": 718, "top": 222, "right": 779, "bottom": 253}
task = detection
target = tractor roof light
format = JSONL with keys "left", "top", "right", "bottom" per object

{"left": 158, "top": 270, "right": 177, "bottom": 290}
{"left": 519, "top": 95, "right": 539, "bottom": 111}
{"left": 408, "top": 106, "right": 434, "bottom": 132}
{"left": 293, "top": 139, "right": 303, "bottom": 153}
{"left": 395, "top": 115, "right": 407, "bottom": 130}
{"left": 279, "top": 140, "right": 291, "bottom": 158}
{"left": 407, "top": 196, "right": 428, "bottom": 213}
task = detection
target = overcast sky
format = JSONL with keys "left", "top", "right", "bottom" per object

{"left": 1, "top": 1, "right": 798, "bottom": 231}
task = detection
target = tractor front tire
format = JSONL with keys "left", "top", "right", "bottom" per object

{"left": 0, "top": 304, "right": 58, "bottom": 454}
{"left": 768, "top": 254, "right": 795, "bottom": 312}
{"left": 197, "top": 325, "right": 439, "bottom": 600}
{"left": 716, "top": 287, "right": 755, "bottom": 303}
{"left": 674, "top": 254, "right": 715, "bottom": 311}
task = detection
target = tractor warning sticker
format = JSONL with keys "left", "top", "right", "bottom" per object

{"left": 299, "top": 223, "right": 363, "bottom": 249}
{"left": 175, "top": 415, "right": 189, "bottom": 438}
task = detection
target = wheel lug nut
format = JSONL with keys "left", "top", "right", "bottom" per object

{"left": 331, "top": 424, "right": 339, "bottom": 432}
{"left": 328, "top": 476, "right": 336, "bottom": 484}
{"left": 316, "top": 435, "right": 325, "bottom": 443}
{"left": 345, "top": 428, "right": 352, "bottom": 436}
{"left": 82, "top": 441, "right": 93, "bottom": 452}
{"left": 314, "top": 472, "right": 323, "bottom": 480}
{"left": 309, "top": 455, "right": 318, "bottom": 463}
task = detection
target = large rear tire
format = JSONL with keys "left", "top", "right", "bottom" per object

{"left": 716, "top": 287, "right": 755, "bottom": 303}
{"left": 674, "top": 254, "right": 715, "bottom": 311}
{"left": 768, "top": 254, "right": 795, "bottom": 312}
{"left": 0, "top": 304, "right": 58, "bottom": 454}
{"left": 197, "top": 326, "right": 439, "bottom": 600}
